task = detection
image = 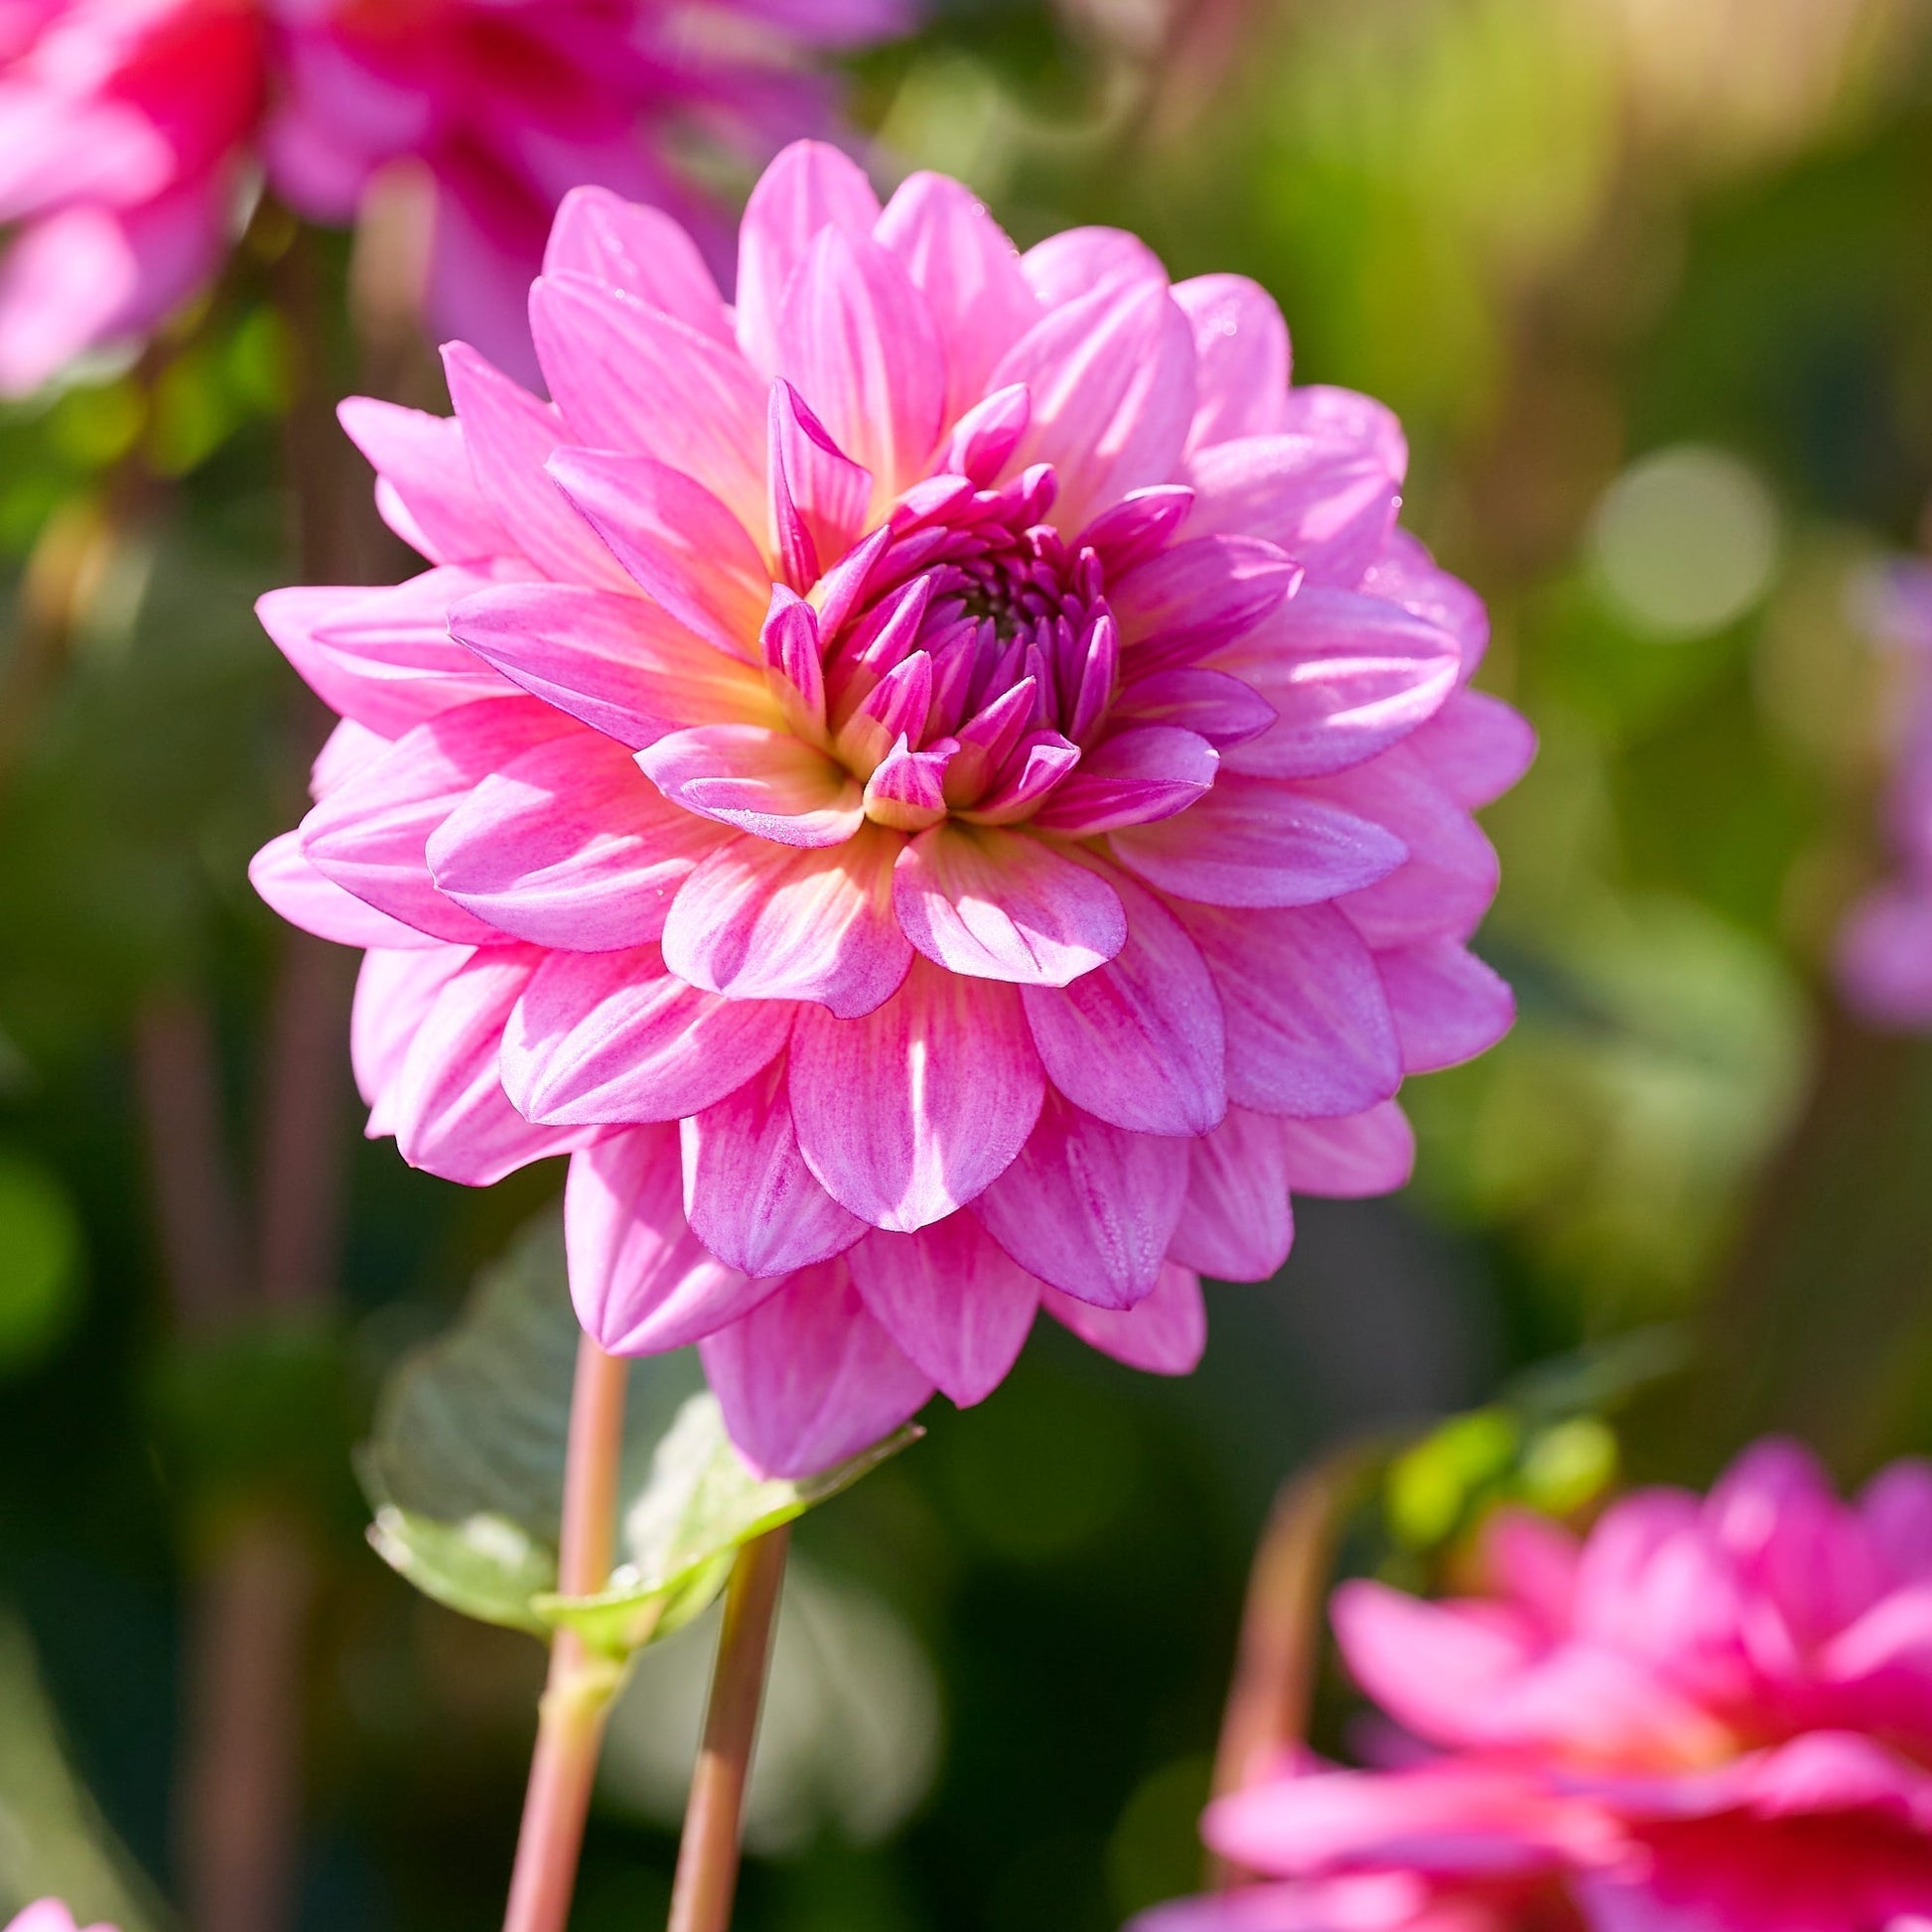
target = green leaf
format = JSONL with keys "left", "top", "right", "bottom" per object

{"left": 365, "top": 1504, "right": 556, "bottom": 1636}
{"left": 360, "top": 1212, "right": 918, "bottom": 1657}
{"left": 536, "top": 1397, "right": 920, "bottom": 1657}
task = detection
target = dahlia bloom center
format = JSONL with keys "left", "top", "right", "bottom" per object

{"left": 779, "top": 458, "right": 1163, "bottom": 829}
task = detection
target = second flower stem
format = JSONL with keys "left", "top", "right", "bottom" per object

{"left": 502, "top": 1335, "right": 629, "bottom": 1932}
{"left": 666, "top": 1525, "right": 791, "bottom": 1932}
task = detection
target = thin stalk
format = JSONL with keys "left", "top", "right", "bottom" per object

{"left": 666, "top": 1527, "right": 790, "bottom": 1932}
{"left": 1207, "top": 1441, "right": 1380, "bottom": 1887}
{"left": 502, "top": 1337, "right": 630, "bottom": 1932}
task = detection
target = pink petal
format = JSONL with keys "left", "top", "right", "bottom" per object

{"left": 1376, "top": 940, "right": 1514, "bottom": 1072}
{"left": 680, "top": 1060, "right": 867, "bottom": 1279}
{"left": 863, "top": 736, "right": 951, "bottom": 831}
{"left": 776, "top": 224, "right": 946, "bottom": 506}
{"left": 251, "top": 830, "right": 440, "bottom": 951}
{"left": 338, "top": 396, "right": 507, "bottom": 564}
{"left": 636, "top": 724, "right": 865, "bottom": 848}
{"left": 1839, "top": 887, "right": 1932, "bottom": 1030}
{"left": 847, "top": 1216, "right": 1040, "bottom": 1406}
{"left": 1173, "top": 274, "right": 1291, "bottom": 452}
{"left": 873, "top": 171, "right": 1040, "bottom": 425}
{"left": 938, "top": 383, "right": 1032, "bottom": 485}
{"left": 989, "top": 278, "right": 1197, "bottom": 529}
{"left": 449, "top": 580, "right": 778, "bottom": 749}
{"left": 1110, "top": 772, "right": 1407, "bottom": 908}
{"left": 426, "top": 732, "right": 730, "bottom": 950}
{"left": 893, "top": 822, "right": 1127, "bottom": 984}
{"left": 354, "top": 947, "right": 468, "bottom": 1128}
{"left": 1110, "top": 666, "right": 1278, "bottom": 749}
{"left": 1021, "top": 874, "right": 1227, "bottom": 1136}
{"left": 700, "top": 1259, "right": 935, "bottom": 1478}
{"left": 441, "top": 343, "right": 632, "bottom": 591}
{"left": 1031, "top": 724, "right": 1219, "bottom": 835}
{"left": 1080, "top": 484, "right": 1197, "bottom": 578}
{"left": 1176, "top": 900, "right": 1402, "bottom": 1117}
{"left": 1111, "top": 535, "right": 1304, "bottom": 670}
{"left": 789, "top": 957, "right": 1044, "bottom": 1231}
{"left": 543, "top": 187, "right": 732, "bottom": 345}
{"left": 1220, "top": 603, "right": 1462, "bottom": 780}
{"left": 1483, "top": 1508, "right": 1583, "bottom": 1632}
{"left": 311, "top": 719, "right": 391, "bottom": 799}
{"left": 545, "top": 448, "right": 770, "bottom": 661}
{"left": 768, "top": 377, "right": 873, "bottom": 590}
{"left": 1042, "top": 1263, "right": 1205, "bottom": 1374}
{"left": 1361, "top": 531, "right": 1490, "bottom": 678}
{"left": 660, "top": 821, "right": 912, "bottom": 1018}
{"left": 1170, "top": 1108, "right": 1295, "bottom": 1280}
{"left": 380, "top": 946, "right": 590, "bottom": 1185}
{"left": 1314, "top": 752, "right": 1498, "bottom": 946}
{"left": 1205, "top": 1759, "right": 1615, "bottom": 1881}
{"left": 299, "top": 697, "right": 579, "bottom": 943}
{"left": 1277, "top": 1102, "right": 1415, "bottom": 1197}
{"left": 735, "top": 140, "right": 881, "bottom": 380}
{"left": 565, "top": 1127, "right": 774, "bottom": 1354}
{"left": 531, "top": 273, "right": 767, "bottom": 533}
{"left": 972, "top": 1088, "right": 1188, "bottom": 1308}
{"left": 1183, "top": 428, "right": 1401, "bottom": 589}
{"left": 1405, "top": 689, "right": 1538, "bottom": 810}
{"left": 1021, "top": 227, "right": 1168, "bottom": 305}
{"left": 258, "top": 571, "right": 516, "bottom": 738}
{"left": 501, "top": 944, "right": 793, "bottom": 1126}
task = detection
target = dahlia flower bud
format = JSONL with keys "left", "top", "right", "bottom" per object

{"left": 252, "top": 142, "right": 1536, "bottom": 1476}
{"left": 1839, "top": 559, "right": 1932, "bottom": 1028}
{"left": 1143, "top": 1439, "right": 1932, "bottom": 1932}
{"left": 0, "top": 0, "right": 907, "bottom": 391}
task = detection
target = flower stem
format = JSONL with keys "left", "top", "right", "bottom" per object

{"left": 1207, "top": 1439, "right": 1382, "bottom": 1887}
{"left": 666, "top": 1526, "right": 791, "bottom": 1932}
{"left": 502, "top": 1336, "right": 629, "bottom": 1932}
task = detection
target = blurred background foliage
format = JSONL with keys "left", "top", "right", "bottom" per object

{"left": 6, "top": 1, "right": 1932, "bottom": 1929}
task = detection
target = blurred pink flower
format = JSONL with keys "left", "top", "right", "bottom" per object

{"left": 0, "top": 0, "right": 265, "bottom": 391}
{"left": 1839, "top": 559, "right": 1932, "bottom": 1028}
{"left": 0, "top": 0, "right": 906, "bottom": 391}
{"left": 1147, "top": 1440, "right": 1932, "bottom": 1932}
{"left": 252, "top": 143, "right": 1534, "bottom": 1475}
{"left": 4, "top": 1903, "right": 117, "bottom": 1932}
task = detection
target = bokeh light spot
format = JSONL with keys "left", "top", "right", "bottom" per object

{"left": 1590, "top": 445, "right": 1780, "bottom": 639}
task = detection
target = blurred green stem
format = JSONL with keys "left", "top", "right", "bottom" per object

{"left": 502, "top": 1336, "right": 629, "bottom": 1932}
{"left": 666, "top": 1525, "right": 790, "bottom": 1932}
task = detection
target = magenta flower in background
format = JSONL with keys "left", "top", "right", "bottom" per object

{"left": 1839, "top": 559, "right": 1932, "bottom": 1028}
{"left": 1146, "top": 1440, "right": 1932, "bottom": 1932}
{"left": 0, "top": 0, "right": 265, "bottom": 392}
{"left": 0, "top": 0, "right": 905, "bottom": 392}
{"left": 252, "top": 141, "right": 1534, "bottom": 1476}
{"left": 4, "top": 1904, "right": 117, "bottom": 1932}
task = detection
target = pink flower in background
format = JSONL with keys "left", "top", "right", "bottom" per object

{"left": 0, "top": 0, "right": 265, "bottom": 392}
{"left": 252, "top": 141, "right": 1535, "bottom": 1476}
{"left": 4, "top": 1904, "right": 117, "bottom": 1932}
{"left": 1839, "top": 559, "right": 1932, "bottom": 1028}
{"left": 0, "top": 0, "right": 906, "bottom": 392}
{"left": 1146, "top": 1440, "right": 1932, "bottom": 1932}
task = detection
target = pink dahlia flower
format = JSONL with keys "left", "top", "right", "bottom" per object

{"left": 1147, "top": 1440, "right": 1932, "bottom": 1932}
{"left": 1840, "top": 559, "right": 1932, "bottom": 1028}
{"left": 0, "top": 0, "right": 905, "bottom": 392}
{"left": 251, "top": 142, "right": 1534, "bottom": 1476}
{"left": 4, "top": 1905, "right": 117, "bottom": 1932}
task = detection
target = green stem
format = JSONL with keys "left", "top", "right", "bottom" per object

{"left": 502, "top": 1336, "right": 629, "bottom": 1932}
{"left": 665, "top": 1527, "right": 791, "bottom": 1932}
